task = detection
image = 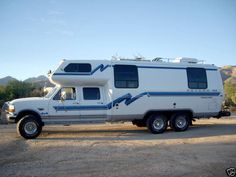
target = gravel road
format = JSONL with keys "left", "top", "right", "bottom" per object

{"left": 0, "top": 116, "right": 236, "bottom": 177}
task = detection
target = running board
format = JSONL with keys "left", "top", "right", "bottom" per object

{"left": 43, "top": 118, "right": 107, "bottom": 125}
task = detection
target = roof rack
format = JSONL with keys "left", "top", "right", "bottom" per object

{"left": 112, "top": 55, "right": 151, "bottom": 62}
{"left": 119, "top": 58, "right": 151, "bottom": 62}
{"left": 112, "top": 56, "right": 205, "bottom": 64}
{"left": 152, "top": 57, "right": 175, "bottom": 62}
{"left": 153, "top": 57, "right": 205, "bottom": 64}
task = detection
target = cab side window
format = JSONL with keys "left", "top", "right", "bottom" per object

{"left": 53, "top": 87, "right": 76, "bottom": 100}
{"left": 83, "top": 87, "right": 100, "bottom": 100}
{"left": 64, "top": 63, "right": 91, "bottom": 72}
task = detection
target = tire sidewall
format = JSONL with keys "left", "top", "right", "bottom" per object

{"left": 147, "top": 114, "right": 168, "bottom": 134}
{"left": 17, "top": 115, "right": 42, "bottom": 139}
{"left": 170, "top": 113, "right": 190, "bottom": 132}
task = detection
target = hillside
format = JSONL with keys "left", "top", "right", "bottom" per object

{"left": 24, "top": 75, "right": 54, "bottom": 87}
{"left": 0, "top": 76, "right": 17, "bottom": 86}
{"left": 220, "top": 65, "right": 236, "bottom": 84}
{"left": 0, "top": 75, "right": 53, "bottom": 87}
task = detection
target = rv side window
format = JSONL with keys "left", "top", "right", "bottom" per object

{"left": 114, "top": 65, "right": 139, "bottom": 88}
{"left": 83, "top": 87, "right": 100, "bottom": 100}
{"left": 187, "top": 68, "right": 207, "bottom": 89}
{"left": 64, "top": 63, "right": 91, "bottom": 72}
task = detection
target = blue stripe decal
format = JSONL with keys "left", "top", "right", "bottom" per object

{"left": 53, "top": 64, "right": 111, "bottom": 76}
{"left": 53, "top": 91, "right": 220, "bottom": 111}
{"left": 54, "top": 105, "right": 108, "bottom": 111}
{"left": 53, "top": 64, "right": 217, "bottom": 76}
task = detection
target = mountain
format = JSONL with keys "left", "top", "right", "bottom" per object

{"left": 220, "top": 65, "right": 236, "bottom": 85}
{"left": 0, "top": 75, "right": 54, "bottom": 87}
{"left": 24, "top": 75, "right": 53, "bottom": 87}
{"left": 0, "top": 76, "right": 17, "bottom": 86}
{"left": 24, "top": 75, "right": 48, "bottom": 83}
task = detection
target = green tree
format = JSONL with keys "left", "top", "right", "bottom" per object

{"left": 0, "top": 85, "right": 6, "bottom": 109}
{"left": 0, "top": 85, "right": 6, "bottom": 99}
{"left": 224, "top": 81, "right": 236, "bottom": 106}
{"left": 0, "top": 81, "right": 45, "bottom": 109}
{"left": 5, "top": 80, "right": 35, "bottom": 101}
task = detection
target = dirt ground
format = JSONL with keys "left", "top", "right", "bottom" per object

{"left": 0, "top": 115, "right": 236, "bottom": 177}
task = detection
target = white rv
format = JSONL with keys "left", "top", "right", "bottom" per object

{"left": 2, "top": 58, "right": 230, "bottom": 139}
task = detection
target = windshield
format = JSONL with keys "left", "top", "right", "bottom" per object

{"left": 44, "top": 87, "right": 58, "bottom": 98}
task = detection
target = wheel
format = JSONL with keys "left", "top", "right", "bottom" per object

{"left": 132, "top": 120, "right": 146, "bottom": 127}
{"left": 146, "top": 114, "right": 168, "bottom": 134}
{"left": 170, "top": 113, "right": 190, "bottom": 132}
{"left": 17, "top": 115, "right": 42, "bottom": 139}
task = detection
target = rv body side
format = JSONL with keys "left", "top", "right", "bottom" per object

{"left": 3, "top": 58, "right": 230, "bottom": 139}
{"left": 46, "top": 59, "right": 224, "bottom": 122}
{"left": 110, "top": 61, "right": 223, "bottom": 121}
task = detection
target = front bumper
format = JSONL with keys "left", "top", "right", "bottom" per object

{"left": 0, "top": 102, "right": 16, "bottom": 124}
{"left": 0, "top": 112, "right": 16, "bottom": 124}
{"left": 6, "top": 112, "right": 17, "bottom": 123}
{"left": 1, "top": 103, "right": 7, "bottom": 124}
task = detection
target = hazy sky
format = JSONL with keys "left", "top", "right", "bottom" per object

{"left": 0, "top": 0, "right": 236, "bottom": 80}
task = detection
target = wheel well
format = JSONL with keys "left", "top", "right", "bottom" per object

{"left": 143, "top": 110, "right": 193, "bottom": 122}
{"left": 16, "top": 110, "right": 43, "bottom": 125}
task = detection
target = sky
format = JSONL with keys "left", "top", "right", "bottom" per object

{"left": 0, "top": 0, "right": 236, "bottom": 80}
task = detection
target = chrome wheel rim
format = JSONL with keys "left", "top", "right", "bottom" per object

{"left": 153, "top": 118, "right": 164, "bottom": 130}
{"left": 176, "top": 116, "right": 187, "bottom": 129}
{"left": 24, "top": 122, "right": 37, "bottom": 135}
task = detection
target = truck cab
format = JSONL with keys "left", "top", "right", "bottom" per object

{"left": 5, "top": 84, "right": 111, "bottom": 137}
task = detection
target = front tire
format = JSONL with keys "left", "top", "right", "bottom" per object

{"left": 17, "top": 115, "right": 42, "bottom": 139}
{"left": 170, "top": 113, "right": 190, "bottom": 132}
{"left": 146, "top": 114, "right": 168, "bottom": 134}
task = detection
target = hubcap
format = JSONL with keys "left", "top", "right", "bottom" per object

{"left": 153, "top": 118, "right": 164, "bottom": 130}
{"left": 176, "top": 116, "right": 187, "bottom": 129}
{"left": 24, "top": 122, "right": 37, "bottom": 135}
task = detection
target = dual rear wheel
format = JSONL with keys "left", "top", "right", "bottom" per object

{"left": 146, "top": 112, "right": 190, "bottom": 134}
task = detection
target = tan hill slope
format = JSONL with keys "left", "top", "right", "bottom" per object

{"left": 220, "top": 65, "right": 236, "bottom": 85}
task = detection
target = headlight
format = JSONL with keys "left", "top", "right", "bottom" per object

{"left": 8, "top": 105, "right": 15, "bottom": 113}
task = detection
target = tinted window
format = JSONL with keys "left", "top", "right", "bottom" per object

{"left": 187, "top": 68, "right": 207, "bottom": 89}
{"left": 64, "top": 63, "right": 91, "bottom": 72}
{"left": 83, "top": 87, "right": 100, "bottom": 100}
{"left": 114, "top": 65, "right": 139, "bottom": 88}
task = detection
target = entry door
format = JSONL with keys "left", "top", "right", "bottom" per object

{"left": 79, "top": 86, "right": 107, "bottom": 120}
{"left": 48, "top": 87, "right": 81, "bottom": 118}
